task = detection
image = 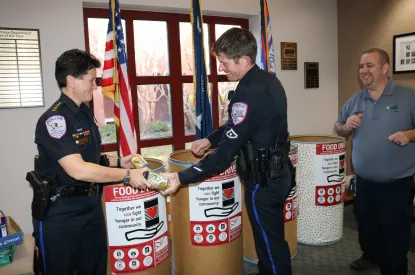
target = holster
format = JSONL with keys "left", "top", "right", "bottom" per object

{"left": 236, "top": 148, "right": 251, "bottom": 181}
{"left": 236, "top": 140, "right": 291, "bottom": 188}
{"left": 26, "top": 171, "right": 52, "bottom": 221}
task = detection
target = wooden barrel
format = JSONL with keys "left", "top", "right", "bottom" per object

{"left": 168, "top": 150, "right": 243, "bottom": 275}
{"left": 290, "top": 135, "right": 346, "bottom": 245}
{"left": 102, "top": 157, "right": 170, "bottom": 275}
{"left": 242, "top": 145, "right": 299, "bottom": 263}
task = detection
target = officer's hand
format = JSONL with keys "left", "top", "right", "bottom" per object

{"left": 129, "top": 167, "right": 152, "bottom": 190}
{"left": 120, "top": 155, "right": 135, "bottom": 169}
{"left": 160, "top": 173, "right": 181, "bottom": 196}
{"left": 345, "top": 113, "right": 363, "bottom": 131}
{"left": 387, "top": 131, "right": 410, "bottom": 146}
{"left": 191, "top": 138, "right": 211, "bottom": 156}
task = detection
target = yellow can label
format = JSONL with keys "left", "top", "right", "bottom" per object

{"left": 131, "top": 155, "right": 149, "bottom": 169}
{"left": 147, "top": 172, "right": 168, "bottom": 191}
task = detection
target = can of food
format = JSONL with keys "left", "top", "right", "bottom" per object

{"left": 131, "top": 155, "right": 149, "bottom": 169}
{"left": 144, "top": 171, "right": 169, "bottom": 191}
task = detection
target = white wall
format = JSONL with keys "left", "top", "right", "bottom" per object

{"left": 267, "top": 0, "right": 338, "bottom": 136}
{"left": 0, "top": 0, "right": 338, "bottom": 233}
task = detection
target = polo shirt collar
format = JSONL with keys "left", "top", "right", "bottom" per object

{"left": 362, "top": 77, "right": 394, "bottom": 99}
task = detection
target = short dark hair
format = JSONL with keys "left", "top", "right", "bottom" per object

{"left": 361, "top": 48, "right": 390, "bottom": 65}
{"left": 55, "top": 49, "right": 101, "bottom": 88}
{"left": 211, "top": 28, "right": 257, "bottom": 64}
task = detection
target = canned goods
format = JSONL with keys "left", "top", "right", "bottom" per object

{"left": 144, "top": 171, "right": 169, "bottom": 191}
{"left": 131, "top": 155, "right": 149, "bottom": 169}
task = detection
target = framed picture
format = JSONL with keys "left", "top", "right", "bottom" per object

{"left": 393, "top": 32, "right": 415, "bottom": 74}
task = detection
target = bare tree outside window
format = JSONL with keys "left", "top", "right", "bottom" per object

{"left": 84, "top": 8, "right": 248, "bottom": 159}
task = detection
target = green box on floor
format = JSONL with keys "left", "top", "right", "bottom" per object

{"left": 0, "top": 217, "right": 24, "bottom": 267}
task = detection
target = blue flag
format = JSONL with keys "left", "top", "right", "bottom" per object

{"left": 191, "top": 0, "right": 212, "bottom": 139}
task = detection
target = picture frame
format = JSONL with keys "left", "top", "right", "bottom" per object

{"left": 393, "top": 32, "right": 415, "bottom": 74}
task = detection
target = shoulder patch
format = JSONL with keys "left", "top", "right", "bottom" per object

{"left": 45, "top": 115, "right": 67, "bottom": 139}
{"left": 231, "top": 102, "right": 248, "bottom": 125}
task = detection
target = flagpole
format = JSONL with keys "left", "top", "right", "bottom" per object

{"left": 110, "top": 0, "right": 121, "bottom": 158}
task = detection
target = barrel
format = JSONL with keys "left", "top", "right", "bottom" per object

{"left": 168, "top": 150, "right": 243, "bottom": 275}
{"left": 146, "top": 157, "right": 165, "bottom": 173}
{"left": 290, "top": 135, "right": 346, "bottom": 245}
{"left": 242, "top": 145, "right": 299, "bottom": 263}
{"left": 103, "top": 157, "right": 171, "bottom": 275}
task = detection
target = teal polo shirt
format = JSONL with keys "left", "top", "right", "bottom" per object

{"left": 337, "top": 78, "right": 415, "bottom": 182}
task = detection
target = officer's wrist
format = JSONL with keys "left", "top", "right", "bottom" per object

{"left": 123, "top": 169, "right": 131, "bottom": 184}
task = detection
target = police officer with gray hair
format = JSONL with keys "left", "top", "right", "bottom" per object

{"left": 162, "top": 28, "right": 293, "bottom": 275}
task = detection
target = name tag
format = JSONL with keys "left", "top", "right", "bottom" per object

{"left": 73, "top": 129, "right": 91, "bottom": 145}
{"left": 75, "top": 136, "right": 89, "bottom": 145}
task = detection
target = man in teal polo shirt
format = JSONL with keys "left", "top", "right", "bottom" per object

{"left": 335, "top": 48, "right": 415, "bottom": 275}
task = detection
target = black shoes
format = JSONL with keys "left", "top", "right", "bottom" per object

{"left": 350, "top": 256, "right": 380, "bottom": 271}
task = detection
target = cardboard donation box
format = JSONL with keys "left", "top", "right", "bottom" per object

{"left": 0, "top": 216, "right": 24, "bottom": 267}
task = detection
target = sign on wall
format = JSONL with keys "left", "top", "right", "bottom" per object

{"left": 0, "top": 28, "right": 44, "bottom": 108}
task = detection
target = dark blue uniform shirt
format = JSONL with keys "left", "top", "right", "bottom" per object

{"left": 35, "top": 93, "right": 101, "bottom": 186}
{"left": 179, "top": 65, "right": 288, "bottom": 184}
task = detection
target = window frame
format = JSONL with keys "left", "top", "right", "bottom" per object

{"left": 83, "top": 8, "right": 249, "bottom": 153}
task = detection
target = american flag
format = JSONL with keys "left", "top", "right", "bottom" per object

{"left": 102, "top": 0, "right": 137, "bottom": 156}
{"left": 260, "top": 0, "right": 275, "bottom": 74}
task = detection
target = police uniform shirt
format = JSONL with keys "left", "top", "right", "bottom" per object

{"left": 35, "top": 93, "right": 101, "bottom": 185}
{"left": 179, "top": 65, "right": 288, "bottom": 184}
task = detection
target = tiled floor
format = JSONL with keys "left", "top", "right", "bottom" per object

{"left": 243, "top": 205, "right": 415, "bottom": 275}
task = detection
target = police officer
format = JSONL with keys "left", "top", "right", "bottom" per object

{"left": 162, "top": 28, "right": 292, "bottom": 275}
{"left": 32, "top": 49, "right": 151, "bottom": 275}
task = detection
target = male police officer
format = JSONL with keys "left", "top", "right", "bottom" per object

{"left": 335, "top": 48, "right": 415, "bottom": 275}
{"left": 162, "top": 28, "right": 292, "bottom": 275}
{"left": 32, "top": 49, "right": 151, "bottom": 275}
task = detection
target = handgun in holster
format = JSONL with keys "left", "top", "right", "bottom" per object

{"left": 236, "top": 147, "right": 250, "bottom": 181}
{"left": 245, "top": 141, "right": 259, "bottom": 184}
{"left": 257, "top": 148, "right": 269, "bottom": 188}
{"left": 26, "top": 171, "right": 52, "bottom": 221}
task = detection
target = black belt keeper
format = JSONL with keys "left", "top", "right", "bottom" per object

{"left": 52, "top": 184, "right": 101, "bottom": 197}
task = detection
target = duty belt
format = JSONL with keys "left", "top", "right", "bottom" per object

{"left": 51, "top": 183, "right": 101, "bottom": 198}
{"left": 236, "top": 141, "right": 290, "bottom": 188}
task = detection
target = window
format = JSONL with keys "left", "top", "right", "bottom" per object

{"left": 83, "top": 9, "right": 248, "bottom": 159}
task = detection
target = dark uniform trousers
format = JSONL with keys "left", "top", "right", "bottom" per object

{"left": 244, "top": 162, "right": 292, "bottom": 275}
{"left": 33, "top": 191, "right": 107, "bottom": 275}
{"left": 354, "top": 175, "right": 415, "bottom": 275}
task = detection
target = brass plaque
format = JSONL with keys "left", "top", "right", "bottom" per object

{"left": 281, "top": 42, "right": 297, "bottom": 70}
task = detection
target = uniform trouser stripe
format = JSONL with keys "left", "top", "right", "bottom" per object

{"left": 40, "top": 221, "right": 47, "bottom": 275}
{"left": 252, "top": 185, "right": 277, "bottom": 275}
